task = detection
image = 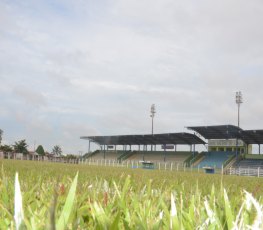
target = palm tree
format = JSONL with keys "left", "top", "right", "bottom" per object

{"left": 13, "top": 140, "right": 28, "bottom": 155}
{"left": 0, "top": 144, "right": 13, "bottom": 153}
{"left": 52, "top": 145, "right": 62, "bottom": 156}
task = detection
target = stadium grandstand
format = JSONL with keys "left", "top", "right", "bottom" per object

{"left": 81, "top": 124, "right": 263, "bottom": 176}
{"left": 81, "top": 133, "right": 204, "bottom": 166}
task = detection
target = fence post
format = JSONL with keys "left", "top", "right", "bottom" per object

{"left": 184, "top": 164, "right": 186, "bottom": 172}
{"left": 221, "top": 165, "right": 224, "bottom": 175}
{"left": 158, "top": 162, "right": 160, "bottom": 170}
{"left": 171, "top": 163, "right": 173, "bottom": 171}
{"left": 258, "top": 167, "right": 260, "bottom": 178}
{"left": 177, "top": 163, "right": 179, "bottom": 171}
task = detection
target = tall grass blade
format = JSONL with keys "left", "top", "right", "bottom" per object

{"left": 14, "top": 172, "right": 24, "bottom": 230}
{"left": 224, "top": 189, "right": 234, "bottom": 229}
{"left": 56, "top": 172, "right": 78, "bottom": 230}
{"left": 244, "top": 191, "right": 263, "bottom": 229}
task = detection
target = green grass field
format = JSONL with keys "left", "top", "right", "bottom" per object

{"left": 0, "top": 160, "right": 262, "bottom": 229}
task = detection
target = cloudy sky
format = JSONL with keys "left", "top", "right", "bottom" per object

{"left": 1, "top": 0, "right": 263, "bottom": 154}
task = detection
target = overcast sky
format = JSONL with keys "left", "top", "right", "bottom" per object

{"left": 1, "top": 0, "right": 263, "bottom": 154}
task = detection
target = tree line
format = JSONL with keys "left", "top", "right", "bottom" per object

{"left": 0, "top": 129, "right": 63, "bottom": 156}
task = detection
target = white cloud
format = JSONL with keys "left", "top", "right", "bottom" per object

{"left": 0, "top": 0, "right": 263, "bottom": 153}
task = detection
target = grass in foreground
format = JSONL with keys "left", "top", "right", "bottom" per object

{"left": 0, "top": 160, "right": 262, "bottom": 229}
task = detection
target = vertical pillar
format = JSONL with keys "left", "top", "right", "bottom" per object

{"left": 104, "top": 145, "right": 106, "bottom": 159}
{"left": 259, "top": 144, "right": 261, "bottom": 155}
{"left": 164, "top": 145, "right": 166, "bottom": 162}
{"left": 88, "top": 140, "right": 91, "bottom": 153}
{"left": 143, "top": 145, "right": 145, "bottom": 161}
{"left": 235, "top": 138, "right": 238, "bottom": 159}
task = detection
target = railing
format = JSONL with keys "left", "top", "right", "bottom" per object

{"left": 79, "top": 159, "right": 192, "bottom": 171}
{"left": 190, "top": 152, "right": 205, "bottom": 166}
{"left": 83, "top": 150, "right": 100, "bottom": 159}
{"left": 2, "top": 152, "right": 79, "bottom": 164}
{"left": 184, "top": 153, "right": 196, "bottom": 167}
{"left": 226, "top": 167, "right": 263, "bottom": 177}
{"left": 117, "top": 150, "right": 133, "bottom": 162}
{"left": 3, "top": 154, "right": 263, "bottom": 177}
{"left": 223, "top": 154, "right": 236, "bottom": 168}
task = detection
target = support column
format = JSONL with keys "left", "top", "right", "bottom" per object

{"left": 143, "top": 145, "right": 145, "bottom": 161}
{"left": 164, "top": 145, "right": 166, "bottom": 162}
{"left": 246, "top": 144, "right": 248, "bottom": 155}
{"left": 259, "top": 144, "right": 261, "bottom": 155}
{"left": 88, "top": 140, "right": 91, "bottom": 153}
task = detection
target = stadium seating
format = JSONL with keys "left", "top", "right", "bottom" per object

{"left": 233, "top": 159, "right": 263, "bottom": 169}
{"left": 196, "top": 151, "right": 234, "bottom": 168}
{"left": 87, "top": 150, "right": 124, "bottom": 161}
{"left": 125, "top": 151, "right": 191, "bottom": 164}
{"left": 87, "top": 150, "right": 192, "bottom": 164}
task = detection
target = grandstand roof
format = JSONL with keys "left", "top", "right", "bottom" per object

{"left": 187, "top": 125, "right": 242, "bottom": 139}
{"left": 188, "top": 125, "right": 263, "bottom": 144}
{"left": 238, "top": 130, "right": 263, "bottom": 144}
{"left": 80, "top": 132, "right": 206, "bottom": 145}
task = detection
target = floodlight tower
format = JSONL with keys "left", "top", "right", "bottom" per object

{"left": 150, "top": 104, "right": 156, "bottom": 151}
{"left": 235, "top": 91, "right": 243, "bottom": 127}
{"left": 235, "top": 91, "right": 243, "bottom": 158}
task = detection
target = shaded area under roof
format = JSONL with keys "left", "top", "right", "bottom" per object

{"left": 80, "top": 132, "right": 206, "bottom": 146}
{"left": 187, "top": 125, "right": 242, "bottom": 140}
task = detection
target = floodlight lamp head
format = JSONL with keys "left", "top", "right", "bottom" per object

{"left": 150, "top": 104, "right": 156, "bottom": 117}
{"left": 235, "top": 91, "right": 243, "bottom": 104}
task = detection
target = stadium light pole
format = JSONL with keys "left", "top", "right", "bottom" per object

{"left": 235, "top": 91, "right": 243, "bottom": 158}
{"left": 236, "top": 91, "right": 243, "bottom": 128}
{"left": 150, "top": 104, "right": 156, "bottom": 151}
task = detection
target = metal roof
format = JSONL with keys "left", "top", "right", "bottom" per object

{"left": 238, "top": 130, "right": 263, "bottom": 145}
{"left": 80, "top": 132, "right": 206, "bottom": 145}
{"left": 188, "top": 125, "right": 263, "bottom": 145}
{"left": 187, "top": 125, "right": 242, "bottom": 140}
